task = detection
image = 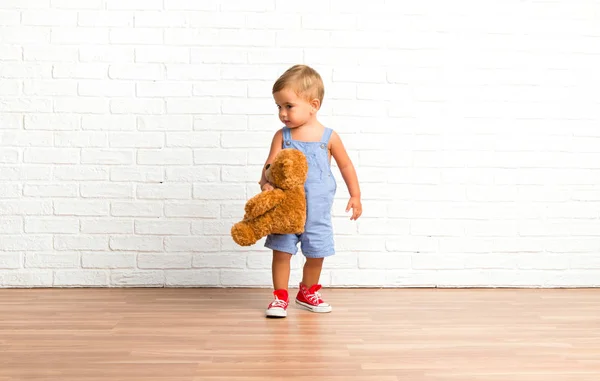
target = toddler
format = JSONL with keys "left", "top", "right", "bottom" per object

{"left": 258, "top": 64, "right": 362, "bottom": 318}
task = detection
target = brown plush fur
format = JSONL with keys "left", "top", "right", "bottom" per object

{"left": 231, "top": 149, "right": 308, "bottom": 246}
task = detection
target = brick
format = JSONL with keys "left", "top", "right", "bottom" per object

{"left": 192, "top": 253, "right": 246, "bottom": 269}
{"left": 0, "top": 201, "right": 53, "bottom": 216}
{"left": 190, "top": 47, "right": 246, "bottom": 64}
{"left": 109, "top": 132, "right": 163, "bottom": 148}
{"left": 110, "top": 167, "right": 164, "bottom": 182}
{"left": 165, "top": 167, "right": 219, "bottom": 182}
{"left": 0, "top": 44, "right": 21, "bottom": 61}
{"left": 193, "top": 81, "right": 246, "bottom": 97}
{"left": 0, "top": 253, "right": 21, "bottom": 269}
{"left": 82, "top": 252, "right": 136, "bottom": 269}
{"left": 165, "top": 98, "right": 220, "bottom": 114}
{"left": 51, "top": 27, "right": 108, "bottom": 44}
{"left": 246, "top": 13, "right": 300, "bottom": 29}
{"left": 54, "top": 270, "right": 109, "bottom": 287}
{"left": 52, "top": 0, "right": 103, "bottom": 9}
{"left": 80, "top": 183, "right": 134, "bottom": 199}
{"left": 302, "top": 14, "right": 356, "bottom": 30}
{"left": 54, "top": 200, "right": 108, "bottom": 216}
{"left": 25, "top": 252, "right": 79, "bottom": 268}
{"left": 164, "top": 64, "right": 220, "bottom": 80}
{"left": 81, "top": 219, "right": 133, "bottom": 234}
{"left": 194, "top": 149, "right": 246, "bottom": 165}
{"left": 106, "top": 0, "right": 162, "bottom": 10}
{"left": 110, "top": 271, "right": 164, "bottom": 287}
{"left": 109, "top": 236, "right": 162, "bottom": 252}
{"left": 23, "top": 46, "right": 79, "bottom": 62}
{"left": 137, "top": 149, "right": 192, "bottom": 165}
{"left": 220, "top": 202, "right": 245, "bottom": 219}
{"left": 54, "top": 236, "right": 107, "bottom": 251}
{"left": 221, "top": 166, "right": 262, "bottom": 183}
{"left": 78, "top": 80, "right": 135, "bottom": 97}
{"left": 110, "top": 99, "right": 164, "bottom": 114}
{"left": 137, "top": 184, "right": 191, "bottom": 200}
{"left": 52, "top": 63, "right": 107, "bottom": 79}
{"left": 0, "top": 27, "right": 51, "bottom": 44}
{"left": 358, "top": 253, "right": 410, "bottom": 269}
{"left": 0, "top": 98, "right": 52, "bottom": 113}
{"left": 81, "top": 149, "right": 133, "bottom": 165}
{"left": 22, "top": 10, "right": 77, "bottom": 26}
{"left": 53, "top": 166, "right": 109, "bottom": 181}
{"left": 193, "top": 184, "right": 246, "bottom": 200}
{"left": 164, "top": 0, "right": 218, "bottom": 10}
{"left": 55, "top": 131, "right": 106, "bottom": 148}
{"left": 166, "top": 133, "right": 219, "bottom": 148}
{"left": 0, "top": 184, "right": 21, "bottom": 199}
{"left": 135, "top": 47, "right": 189, "bottom": 64}
{"left": 54, "top": 98, "right": 109, "bottom": 113}
{"left": 0, "top": 10, "right": 20, "bottom": 25}
{"left": 25, "top": 218, "right": 78, "bottom": 234}
{"left": 0, "top": 271, "right": 53, "bottom": 288}
{"left": 135, "top": 220, "right": 190, "bottom": 235}
{"left": 23, "top": 148, "right": 78, "bottom": 164}
{"left": 134, "top": 11, "right": 187, "bottom": 27}
{"left": 79, "top": 46, "right": 134, "bottom": 62}
{"left": 221, "top": 132, "right": 272, "bottom": 147}
{"left": 164, "top": 237, "right": 220, "bottom": 252}
{"left": 137, "top": 116, "right": 192, "bottom": 131}
{"left": 0, "top": 114, "right": 22, "bottom": 129}
{"left": 138, "top": 254, "right": 192, "bottom": 269}
{"left": 164, "top": 202, "right": 219, "bottom": 218}
{"left": 111, "top": 202, "right": 162, "bottom": 217}
{"left": 0, "top": 149, "right": 18, "bottom": 163}
{"left": 109, "top": 28, "right": 163, "bottom": 45}
{"left": 220, "top": 269, "right": 271, "bottom": 287}
{"left": 0, "top": 217, "right": 22, "bottom": 234}
{"left": 165, "top": 270, "right": 219, "bottom": 286}
{"left": 0, "top": 79, "right": 20, "bottom": 96}
{"left": 82, "top": 115, "right": 135, "bottom": 131}
{"left": 194, "top": 115, "right": 246, "bottom": 132}
{"left": 108, "top": 64, "right": 163, "bottom": 80}
{"left": 24, "top": 114, "right": 79, "bottom": 131}
{"left": 136, "top": 82, "right": 192, "bottom": 97}
{"left": 0, "top": 235, "right": 52, "bottom": 251}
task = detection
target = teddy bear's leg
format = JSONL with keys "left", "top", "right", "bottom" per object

{"left": 231, "top": 221, "right": 258, "bottom": 246}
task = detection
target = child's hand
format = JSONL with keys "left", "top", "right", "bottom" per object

{"left": 346, "top": 196, "right": 362, "bottom": 220}
{"left": 261, "top": 183, "right": 274, "bottom": 192}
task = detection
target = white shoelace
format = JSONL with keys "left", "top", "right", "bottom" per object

{"left": 270, "top": 298, "right": 287, "bottom": 308}
{"left": 307, "top": 292, "right": 322, "bottom": 305}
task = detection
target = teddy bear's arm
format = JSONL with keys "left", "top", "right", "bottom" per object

{"left": 243, "top": 189, "right": 286, "bottom": 220}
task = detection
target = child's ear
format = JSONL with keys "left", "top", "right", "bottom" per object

{"left": 310, "top": 98, "right": 320, "bottom": 112}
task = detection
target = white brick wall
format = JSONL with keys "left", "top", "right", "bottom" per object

{"left": 1, "top": 0, "right": 600, "bottom": 288}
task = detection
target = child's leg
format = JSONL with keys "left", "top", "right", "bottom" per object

{"left": 272, "top": 250, "right": 292, "bottom": 290}
{"left": 302, "top": 257, "right": 324, "bottom": 287}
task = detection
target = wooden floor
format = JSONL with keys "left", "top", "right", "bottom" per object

{"left": 0, "top": 288, "right": 599, "bottom": 381}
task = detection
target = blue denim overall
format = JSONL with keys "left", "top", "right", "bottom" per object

{"left": 265, "top": 126, "right": 337, "bottom": 258}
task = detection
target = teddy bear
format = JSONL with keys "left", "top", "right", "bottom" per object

{"left": 231, "top": 148, "right": 308, "bottom": 246}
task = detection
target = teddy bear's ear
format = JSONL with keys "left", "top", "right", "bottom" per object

{"left": 282, "top": 158, "right": 293, "bottom": 168}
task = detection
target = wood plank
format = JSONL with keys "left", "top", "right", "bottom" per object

{"left": 0, "top": 288, "right": 599, "bottom": 380}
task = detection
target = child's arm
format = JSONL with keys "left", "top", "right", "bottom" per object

{"left": 258, "top": 129, "right": 283, "bottom": 192}
{"left": 330, "top": 131, "right": 362, "bottom": 220}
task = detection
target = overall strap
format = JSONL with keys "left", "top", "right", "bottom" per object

{"left": 282, "top": 127, "right": 292, "bottom": 148}
{"left": 320, "top": 128, "right": 333, "bottom": 144}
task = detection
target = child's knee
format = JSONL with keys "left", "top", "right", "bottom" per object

{"left": 273, "top": 250, "right": 293, "bottom": 262}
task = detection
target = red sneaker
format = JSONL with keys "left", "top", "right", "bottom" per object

{"left": 295, "top": 283, "right": 332, "bottom": 313}
{"left": 266, "top": 289, "right": 288, "bottom": 318}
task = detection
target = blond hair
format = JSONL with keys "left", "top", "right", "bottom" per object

{"left": 272, "top": 64, "right": 324, "bottom": 107}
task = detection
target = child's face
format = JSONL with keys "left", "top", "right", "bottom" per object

{"left": 273, "top": 88, "right": 317, "bottom": 129}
